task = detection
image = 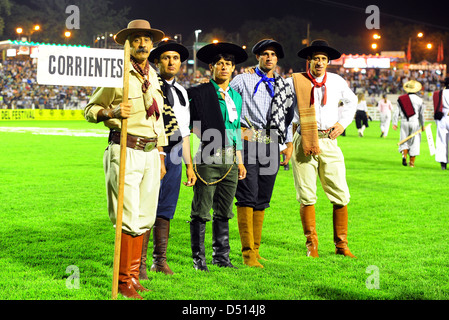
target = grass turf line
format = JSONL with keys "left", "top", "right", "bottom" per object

{"left": 0, "top": 120, "right": 448, "bottom": 300}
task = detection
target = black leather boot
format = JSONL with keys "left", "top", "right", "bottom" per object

{"left": 212, "top": 218, "right": 237, "bottom": 268}
{"left": 190, "top": 218, "right": 209, "bottom": 272}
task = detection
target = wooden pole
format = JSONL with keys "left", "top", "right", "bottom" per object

{"left": 397, "top": 123, "right": 430, "bottom": 146}
{"left": 112, "top": 39, "right": 130, "bottom": 300}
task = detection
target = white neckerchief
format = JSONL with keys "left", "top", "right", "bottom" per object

{"left": 219, "top": 87, "right": 238, "bottom": 123}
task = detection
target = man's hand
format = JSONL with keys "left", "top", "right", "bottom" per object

{"left": 329, "top": 123, "right": 345, "bottom": 140}
{"left": 280, "top": 142, "right": 293, "bottom": 165}
{"left": 159, "top": 149, "right": 166, "bottom": 180}
{"left": 112, "top": 102, "right": 132, "bottom": 119}
{"left": 392, "top": 124, "right": 398, "bottom": 131}
{"left": 183, "top": 165, "right": 197, "bottom": 187}
{"left": 238, "top": 164, "right": 247, "bottom": 180}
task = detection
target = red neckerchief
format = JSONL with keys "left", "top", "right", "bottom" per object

{"left": 130, "top": 55, "right": 159, "bottom": 120}
{"left": 306, "top": 68, "right": 327, "bottom": 106}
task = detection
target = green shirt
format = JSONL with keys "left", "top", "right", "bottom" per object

{"left": 210, "top": 79, "right": 243, "bottom": 151}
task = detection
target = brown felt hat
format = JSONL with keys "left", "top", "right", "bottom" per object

{"left": 114, "top": 19, "right": 165, "bottom": 45}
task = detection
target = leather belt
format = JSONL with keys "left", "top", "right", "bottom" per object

{"left": 295, "top": 128, "right": 332, "bottom": 139}
{"left": 241, "top": 127, "right": 274, "bottom": 144}
{"left": 109, "top": 131, "right": 157, "bottom": 152}
{"left": 317, "top": 129, "right": 332, "bottom": 139}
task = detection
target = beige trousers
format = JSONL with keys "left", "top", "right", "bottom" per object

{"left": 104, "top": 143, "right": 160, "bottom": 236}
{"left": 291, "top": 133, "right": 350, "bottom": 206}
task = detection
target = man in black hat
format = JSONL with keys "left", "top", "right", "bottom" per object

{"left": 230, "top": 39, "right": 294, "bottom": 268}
{"left": 288, "top": 39, "right": 357, "bottom": 258}
{"left": 187, "top": 42, "right": 248, "bottom": 271}
{"left": 138, "top": 39, "right": 197, "bottom": 279}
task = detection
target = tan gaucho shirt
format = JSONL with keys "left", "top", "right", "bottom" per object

{"left": 84, "top": 62, "right": 167, "bottom": 147}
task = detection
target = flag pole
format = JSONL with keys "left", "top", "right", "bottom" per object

{"left": 112, "top": 38, "right": 130, "bottom": 300}
{"left": 397, "top": 123, "right": 430, "bottom": 146}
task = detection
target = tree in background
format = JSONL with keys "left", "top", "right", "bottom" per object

{"left": 0, "top": 0, "right": 11, "bottom": 36}
{"left": 3, "top": 0, "right": 129, "bottom": 45}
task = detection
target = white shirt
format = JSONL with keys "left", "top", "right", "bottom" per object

{"left": 287, "top": 72, "right": 357, "bottom": 131}
{"left": 392, "top": 93, "right": 424, "bottom": 126}
{"left": 356, "top": 100, "right": 368, "bottom": 112}
{"left": 443, "top": 88, "right": 449, "bottom": 114}
{"left": 166, "top": 78, "right": 190, "bottom": 138}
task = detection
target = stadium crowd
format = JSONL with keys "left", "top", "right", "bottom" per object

{"left": 0, "top": 58, "right": 445, "bottom": 109}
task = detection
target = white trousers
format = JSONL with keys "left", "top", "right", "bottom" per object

{"left": 103, "top": 143, "right": 160, "bottom": 236}
{"left": 436, "top": 115, "right": 449, "bottom": 163}
{"left": 291, "top": 133, "right": 350, "bottom": 207}
{"left": 379, "top": 112, "right": 391, "bottom": 137}
{"left": 398, "top": 120, "right": 421, "bottom": 156}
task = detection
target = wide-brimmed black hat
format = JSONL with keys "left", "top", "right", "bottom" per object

{"left": 149, "top": 39, "right": 189, "bottom": 63}
{"left": 252, "top": 39, "right": 284, "bottom": 59}
{"left": 297, "top": 39, "right": 341, "bottom": 60}
{"left": 197, "top": 42, "right": 248, "bottom": 65}
{"left": 114, "top": 19, "right": 165, "bottom": 45}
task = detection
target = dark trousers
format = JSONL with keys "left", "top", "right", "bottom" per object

{"left": 191, "top": 162, "right": 238, "bottom": 222}
{"left": 235, "top": 140, "right": 280, "bottom": 211}
{"left": 157, "top": 144, "right": 182, "bottom": 220}
{"left": 355, "top": 110, "right": 369, "bottom": 129}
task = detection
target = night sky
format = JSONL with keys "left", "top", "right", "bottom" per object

{"left": 117, "top": 0, "right": 449, "bottom": 40}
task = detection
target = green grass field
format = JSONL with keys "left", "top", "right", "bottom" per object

{"left": 0, "top": 120, "right": 448, "bottom": 303}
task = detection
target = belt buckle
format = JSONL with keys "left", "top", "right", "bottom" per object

{"left": 144, "top": 141, "right": 156, "bottom": 152}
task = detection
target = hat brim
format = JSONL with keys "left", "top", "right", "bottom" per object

{"left": 252, "top": 40, "right": 284, "bottom": 59}
{"left": 297, "top": 46, "right": 341, "bottom": 60}
{"left": 403, "top": 82, "right": 422, "bottom": 93}
{"left": 114, "top": 28, "right": 165, "bottom": 45}
{"left": 197, "top": 42, "right": 248, "bottom": 65}
{"left": 149, "top": 43, "right": 189, "bottom": 63}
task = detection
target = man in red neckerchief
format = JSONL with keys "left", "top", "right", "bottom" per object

{"left": 287, "top": 39, "right": 357, "bottom": 258}
{"left": 85, "top": 20, "right": 167, "bottom": 299}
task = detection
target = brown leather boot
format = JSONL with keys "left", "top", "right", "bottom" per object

{"left": 130, "top": 234, "right": 149, "bottom": 292}
{"left": 300, "top": 204, "right": 319, "bottom": 257}
{"left": 409, "top": 156, "right": 416, "bottom": 167}
{"left": 139, "top": 229, "right": 151, "bottom": 280}
{"left": 118, "top": 232, "right": 143, "bottom": 300}
{"left": 237, "top": 206, "right": 263, "bottom": 268}
{"left": 253, "top": 210, "right": 267, "bottom": 261}
{"left": 333, "top": 205, "right": 356, "bottom": 258}
{"left": 150, "top": 217, "right": 174, "bottom": 275}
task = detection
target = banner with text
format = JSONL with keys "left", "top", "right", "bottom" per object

{"left": 1, "top": 109, "right": 85, "bottom": 121}
{"left": 37, "top": 46, "right": 124, "bottom": 88}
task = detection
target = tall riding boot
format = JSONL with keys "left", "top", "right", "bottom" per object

{"left": 130, "top": 234, "right": 149, "bottom": 292}
{"left": 118, "top": 232, "right": 143, "bottom": 300}
{"left": 138, "top": 229, "right": 151, "bottom": 280}
{"left": 237, "top": 206, "right": 263, "bottom": 268}
{"left": 409, "top": 156, "right": 416, "bottom": 167}
{"left": 150, "top": 217, "right": 174, "bottom": 275}
{"left": 190, "top": 218, "right": 209, "bottom": 272}
{"left": 402, "top": 149, "right": 408, "bottom": 166}
{"left": 300, "top": 204, "right": 319, "bottom": 257}
{"left": 212, "top": 217, "right": 237, "bottom": 268}
{"left": 253, "top": 210, "right": 267, "bottom": 261}
{"left": 333, "top": 205, "right": 356, "bottom": 258}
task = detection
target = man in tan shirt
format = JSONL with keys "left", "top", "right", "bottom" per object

{"left": 84, "top": 20, "right": 167, "bottom": 300}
